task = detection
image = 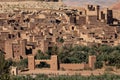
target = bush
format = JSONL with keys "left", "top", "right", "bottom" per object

{"left": 105, "top": 67, "right": 114, "bottom": 71}
{"left": 95, "top": 61, "right": 103, "bottom": 69}
{"left": 12, "top": 58, "right": 28, "bottom": 70}
{"left": 35, "top": 50, "right": 50, "bottom": 60}
{"left": 36, "top": 62, "right": 50, "bottom": 68}
{"left": 10, "top": 74, "right": 120, "bottom": 80}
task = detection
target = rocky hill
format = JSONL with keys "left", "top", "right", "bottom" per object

{"left": 111, "top": 2, "right": 120, "bottom": 10}
{"left": 64, "top": 0, "right": 118, "bottom": 7}
{"left": 0, "top": 1, "right": 65, "bottom": 12}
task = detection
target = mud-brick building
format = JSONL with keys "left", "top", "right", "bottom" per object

{"left": 5, "top": 39, "right": 33, "bottom": 60}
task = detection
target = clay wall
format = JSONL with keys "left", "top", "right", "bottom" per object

{"left": 4, "top": 39, "right": 28, "bottom": 60}
{"left": 40, "top": 40, "right": 48, "bottom": 53}
{"left": 99, "top": 9, "right": 113, "bottom": 24}
{"left": 28, "top": 55, "right": 96, "bottom": 71}
{"left": 50, "top": 55, "right": 58, "bottom": 70}
{"left": 12, "top": 44, "right": 21, "bottom": 60}
{"left": 76, "top": 16, "right": 86, "bottom": 25}
{"left": 0, "top": 13, "right": 8, "bottom": 19}
{"left": 28, "top": 55, "right": 35, "bottom": 70}
{"left": 113, "top": 10, "right": 120, "bottom": 20}
{"left": 0, "top": 32, "right": 9, "bottom": 40}
{"left": 60, "top": 63, "right": 86, "bottom": 70}
{"left": 28, "top": 55, "right": 58, "bottom": 70}
{"left": 89, "top": 55, "right": 96, "bottom": 69}
{"left": 20, "top": 39, "right": 27, "bottom": 56}
{"left": 5, "top": 40, "right": 13, "bottom": 59}
{"left": 0, "top": 40, "right": 5, "bottom": 51}
{"left": 86, "top": 5, "right": 100, "bottom": 17}
{"left": 70, "top": 16, "right": 76, "bottom": 24}
{"left": 86, "top": 16, "right": 98, "bottom": 25}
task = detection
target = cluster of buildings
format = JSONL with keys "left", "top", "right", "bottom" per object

{"left": 0, "top": 1, "right": 119, "bottom": 61}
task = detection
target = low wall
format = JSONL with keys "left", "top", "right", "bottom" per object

{"left": 60, "top": 63, "right": 88, "bottom": 70}
{"left": 28, "top": 55, "right": 96, "bottom": 70}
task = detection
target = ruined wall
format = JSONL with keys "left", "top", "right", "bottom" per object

{"left": 10, "top": 67, "right": 18, "bottom": 75}
{"left": 99, "top": 9, "right": 113, "bottom": 24}
{"left": 86, "top": 5, "right": 100, "bottom": 17}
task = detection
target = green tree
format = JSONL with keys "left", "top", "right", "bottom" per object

{"left": 35, "top": 50, "right": 50, "bottom": 60}
{"left": 57, "top": 37, "right": 64, "bottom": 43}
{"left": 95, "top": 61, "right": 103, "bottom": 69}
{"left": 0, "top": 51, "right": 10, "bottom": 80}
{"left": 12, "top": 58, "right": 28, "bottom": 70}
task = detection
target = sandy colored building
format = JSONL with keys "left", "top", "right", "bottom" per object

{"left": 0, "top": 2, "right": 118, "bottom": 60}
